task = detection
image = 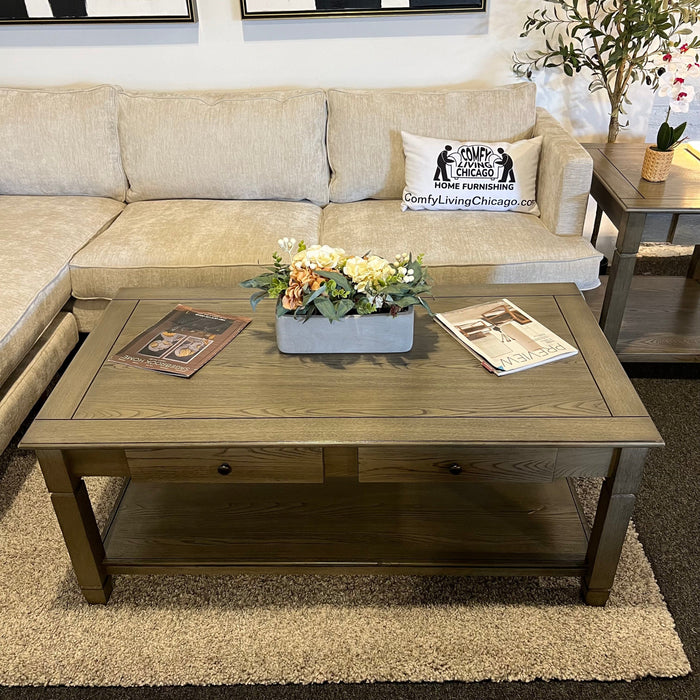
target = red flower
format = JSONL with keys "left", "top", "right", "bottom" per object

{"left": 674, "top": 77, "right": 685, "bottom": 84}
{"left": 679, "top": 43, "right": 689, "bottom": 54}
{"left": 676, "top": 92, "right": 688, "bottom": 100}
{"left": 663, "top": 53, "right": 673, "bottom": 62}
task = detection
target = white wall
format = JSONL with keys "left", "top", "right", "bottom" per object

{"left": 0, "top": 0, "right": 659, "bottom": 142}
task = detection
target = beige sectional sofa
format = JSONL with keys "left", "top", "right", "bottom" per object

{"left": 0, "top": 81, "right": 602, "bottom": 455}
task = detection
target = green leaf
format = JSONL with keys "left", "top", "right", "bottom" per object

{"left": 380, "top": 283, "right": 410, "bottom": 295}
{"left": 418, "top": 296, "right": 433, "bottom": 315}
{"left": 240, "top": 273, "right": 274, "bottom": 289}
{"left": 303, "top": 283, "right": 328, "bottom": 306}
{"left": 300, "top": 303, "right": 316, "bottom": 322}
{"left": 672, "top": 123, "right": 687, "bottom": 143}
{"left": 314, "top": 269, "right": 353, "bottom": 292}
{"left": 656, "top": 121, "right": 674, "bottom": 150}
{"left": 334, "top": 298, "right": 355, "bottom": 318}
{"left": 564, "top": 63, "right": 574, "bottom": 76}
{"left": 249, "top": 290, "right": 267, "bottom": 311}
{"left": 393, "top": 295, "right": 419, "bottom": 308}
{"left": 313, "top": 297, "right": 337, "bottom": 321}
{"left": 276, "top": 300, "right": 289, "bottom": 317}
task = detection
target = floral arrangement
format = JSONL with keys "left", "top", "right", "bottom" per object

{"left": 241, "top": 238, "right": 432, "bottom": 321}
{"left": 652, "top": 44, "right": 700, "bottom": 151}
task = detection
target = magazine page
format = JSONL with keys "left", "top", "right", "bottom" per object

{"left": 435, "top": 298, "right": 577, "bottom": 375}
{"left": 109, "top": 305, "right": 251, "bottom": 378}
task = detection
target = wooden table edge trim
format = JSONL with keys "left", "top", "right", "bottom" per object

{"left": 598, "top": 149, "right": 645, "bottom": 199}
{"left": 38, "top": 300, "right": 139, "bottom": 420}
{"left": 19, "top": 418, "right": 664, "bottom": 450}
{"left": 554, "top": 294, "right": 650, "bottom": 418}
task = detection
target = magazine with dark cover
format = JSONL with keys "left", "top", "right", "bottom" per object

{"left": 435, "top": 298, "right": 577, "bottom": 375}
{"left": 109, "top": 305, "right": 251, "bottom": 378}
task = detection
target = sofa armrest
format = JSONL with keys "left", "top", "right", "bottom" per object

{"left": 533, "top": 107, "right": 593, "bottom": 237}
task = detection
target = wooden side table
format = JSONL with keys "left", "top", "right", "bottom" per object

{"left": 582, "top": 143, "right": 700, "bottom": 362}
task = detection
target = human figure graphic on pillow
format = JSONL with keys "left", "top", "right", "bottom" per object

{"left": 434, "top": 145, "right": 456, "bottom": 182}
{"left": 495, "top": 148, "right": 515, "bottom": 183}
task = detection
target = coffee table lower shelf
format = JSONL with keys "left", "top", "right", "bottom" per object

{"left": 101, "top": 479, "right": 591, "bottom": 577}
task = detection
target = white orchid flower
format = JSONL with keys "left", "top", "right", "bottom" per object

{"left": 669, "top": 85, "right": 695, "bottom": 113}
{"left": 686, "top": 62, "right": 700, "bottom": 79}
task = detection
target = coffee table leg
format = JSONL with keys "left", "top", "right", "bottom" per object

{"left": 583, "top": 447, "right": 647, "bottom": 606}
{"left": 36, "top": 450, "right": 113, "bottom": 604}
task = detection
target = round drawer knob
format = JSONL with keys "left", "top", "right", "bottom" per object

{"left": 217, "top": 463, "right": 232, "bottom": 476}
{"left": 448, "top": 463, "right": 462, "bottom": 475}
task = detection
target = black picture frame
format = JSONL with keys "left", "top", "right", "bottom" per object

{"left": 0, "top": 0, "right": 197, "bottom": 24}
{"left": 240, "top": 0, "right": 485, "bottom": 20}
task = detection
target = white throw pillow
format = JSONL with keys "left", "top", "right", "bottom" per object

{"left": 401, "top": 131, "right": 542, "bottom": 215}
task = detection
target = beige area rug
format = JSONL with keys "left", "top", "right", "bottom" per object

{"left": 0, "top": 451, "right": 690, "bottom": 686}
{"left": 635, "top": 243, "right": 694, "bottom": 276}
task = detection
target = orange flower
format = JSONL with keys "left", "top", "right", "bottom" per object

{"left": 282, "top": 267, "right": 324, "bottom": 310}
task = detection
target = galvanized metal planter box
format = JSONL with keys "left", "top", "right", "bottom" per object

{"left": 275, "top": 307, "right": 414, "bottom": 354}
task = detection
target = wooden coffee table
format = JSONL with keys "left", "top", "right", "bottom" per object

{"left": 20, "top": 284, "right": 662, "bottom": 606}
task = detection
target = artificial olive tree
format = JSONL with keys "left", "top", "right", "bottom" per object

{"left": 513, "top": 0, "right": 700, "bottom": 142}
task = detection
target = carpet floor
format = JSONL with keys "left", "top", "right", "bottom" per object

{"left": 0, "top": 379, "right": 700, "bottom": 700}
{"left": 0, "top": 421, "right": 691, "bottom": 686}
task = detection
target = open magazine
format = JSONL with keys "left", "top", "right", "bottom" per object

{"left": 109, "top": 305, "right": 251, "bottom": 378}
{"left": 435, "top": 298, "right": 577, "bottom": 375}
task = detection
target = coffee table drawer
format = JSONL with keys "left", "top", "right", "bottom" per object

{"left": 126, "top": 447, "right": 323, "bottom": 483}
{"left": 358, "top": 446, "right": 556, "bottom": 483}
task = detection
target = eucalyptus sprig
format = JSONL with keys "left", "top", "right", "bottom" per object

{"left": 513, "top": 0, "right": 700, "bottom": 142}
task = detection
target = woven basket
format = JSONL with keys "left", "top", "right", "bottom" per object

{"left": 641, "top": 146, "right": 674, "bottom": 182}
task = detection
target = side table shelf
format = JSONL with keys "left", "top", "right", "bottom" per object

{"left": 584, "top": 275, "right": 700, "bottom": 363}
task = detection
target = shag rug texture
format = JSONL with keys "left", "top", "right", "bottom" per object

{"left": 0, "top": 452, "right": 690, "bottom": 687}
{"left": 635, "top": 243, "right": 694, "bottom": 276}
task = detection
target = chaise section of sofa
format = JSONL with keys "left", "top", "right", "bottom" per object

{"left": 322, "top": 84, "right": 601, "bottom": 290}
{"left": 0, "top": 195, "right": 125, "bottom": 387}
{"left": 0, "top": 85, "right": 126, "bottom": 455}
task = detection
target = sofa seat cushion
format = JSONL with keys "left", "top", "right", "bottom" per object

{"left": 320, "top": 201, "right": 602, "bottom": 291}
{"left": 119, "top": 89, "right": 329, "bottom": 205}
{"left": 70, "top": 199, "right": 323, "bottom": 300}
{"left": 0, "top": 195, "right": 125, "bottom": 387}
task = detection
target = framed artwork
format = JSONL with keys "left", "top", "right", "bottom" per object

{"left": 240, "top": 0, "right": 485, "bottom": 20}
{"left": 0, "top": 0, "right": 197, "bottom": 23}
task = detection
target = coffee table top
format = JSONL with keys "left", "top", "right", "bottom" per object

{"left": 21, "top": 284, "right": 662, "bottom": 450}
{"left": 583, "top": 142, "right": 700, "bottom": 213}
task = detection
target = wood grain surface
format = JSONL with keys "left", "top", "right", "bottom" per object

{"left": 585, "top": 276, "right": 700, "bottom": 362}
{"left": 583, "top": 143, "right": 700, "bottom": 213}
{"left": 21, "top": 286, "right": 662, "bottom": 450}
{"left": 102, "top": 479, "right": 590, "bottom": 572}
{"left": 127, "top": 446, "right": 323, "bottom": 483}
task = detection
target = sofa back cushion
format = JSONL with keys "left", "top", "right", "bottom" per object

{"left": 0, "top": 85, "right": 126, "bottom": 200}
{"left": 118, "top": 89, "right": 329, "bottom": 205}
{"left": 327, "top": 83, "right": 537, "bottom": 203}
